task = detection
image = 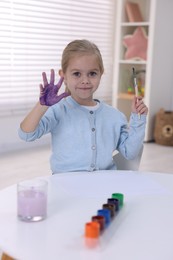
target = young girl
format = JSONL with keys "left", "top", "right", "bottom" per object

{"left": 19, "top": 39, "right": 148, "bottom": 173}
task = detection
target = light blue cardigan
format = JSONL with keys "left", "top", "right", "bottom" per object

{"left": 18, "top": 96, "right": 147, "bottom": 173}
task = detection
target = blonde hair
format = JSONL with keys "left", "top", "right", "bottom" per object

{"left": 61, "top": 39, "right": 104, "bottom": 75}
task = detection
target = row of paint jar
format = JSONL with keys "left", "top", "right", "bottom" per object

{"left": 85, "top": 193, "right": 124, "bottom": 243}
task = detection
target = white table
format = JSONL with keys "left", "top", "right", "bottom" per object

{"left": 0, "top": 170, "right": 173, "bottom": 260}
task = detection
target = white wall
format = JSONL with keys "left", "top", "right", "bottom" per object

{"left": 0, "top": 116, "right": 50, "bottom": 154}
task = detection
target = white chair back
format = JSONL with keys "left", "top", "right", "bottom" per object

{"left": 112, "top": 146, "right": 143, "bottom": 170}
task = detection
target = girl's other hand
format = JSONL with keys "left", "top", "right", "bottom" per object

{"left": 39, "top": 69, "right": 70, "bottom": 106}
{"left": 131, "top": 96, "right": 148, "bottom": 115}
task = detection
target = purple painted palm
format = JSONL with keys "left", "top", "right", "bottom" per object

{"left": 39, "top": 69, "right": 69, "bottom": 106}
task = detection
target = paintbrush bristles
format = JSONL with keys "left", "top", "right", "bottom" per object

{"left": 132, "top": 67, "right": 137, "bottom": 89}
{"left": 132, "top": 67, "right": 135, "bottom": 77}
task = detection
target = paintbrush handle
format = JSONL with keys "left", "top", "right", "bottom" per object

{"left": 132, "top": 69, "right": 140, "bottom": 119}
{"left": 134, "top": 84, "right": 139, "bottom": 97}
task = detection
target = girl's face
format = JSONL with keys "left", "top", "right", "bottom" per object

{"left": 61, "top": 54, "right": 102, "bottom": 106}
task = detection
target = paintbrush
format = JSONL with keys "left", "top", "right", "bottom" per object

{"left": 132, "top": 67, "right": 140, "bottom": 119}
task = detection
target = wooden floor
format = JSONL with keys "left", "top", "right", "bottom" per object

{"left": 139, "top": 142, "right": 173, "bottom": 174}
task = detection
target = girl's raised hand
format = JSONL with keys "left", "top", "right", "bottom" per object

{"left": 131, "top": 96, "right": 148, "bottom": 115}
{"left": 39, "top": 69, "right": 69, "bottom": 106}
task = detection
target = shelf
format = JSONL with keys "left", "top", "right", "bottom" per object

{"left": 118, "top": 93, "right": 134, "bottom": 100}
{"left": 121, "top": 22, "right": 150, "bottom": 27}
{"left": 112, "top": 0, "right": 169, "bottom": 141}
{"left": 119, "top": 60, "right": 147, "bottom": 65}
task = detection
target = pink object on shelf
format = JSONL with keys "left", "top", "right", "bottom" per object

{"left": 125, "top": 2, "right": 143, "bottom": 22}
{"left": 123, "top": 27, "right": 148, "bottom": 61}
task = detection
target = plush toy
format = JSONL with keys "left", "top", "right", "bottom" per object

{"left": 123, "top": 27, "right": 148, "bottom": 60}
{"left": 154, "top": 108, "right": 173, "bottom": 146}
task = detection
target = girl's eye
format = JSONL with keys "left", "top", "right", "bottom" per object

{"left": 73, "top": 72, "right": 81, "bottom": 77}
{"left": 89, "top": 71, "right": 97, "bottom": 77}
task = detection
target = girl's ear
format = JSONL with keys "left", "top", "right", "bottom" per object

{"left": 59, "top": 70, "right": 69, "bottom": 94}
{"left": 59, "top": 69, "right": 67, "bottom": 85}
{"left": 59, "top": 69, "right": 64, "bottom": 77}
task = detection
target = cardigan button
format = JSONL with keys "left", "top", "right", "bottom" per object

{"left": 92, "top": 128, "right": 95, "bottom": 132}
{"left": 90, "top": 111, "right": 94, "bottom": 114}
